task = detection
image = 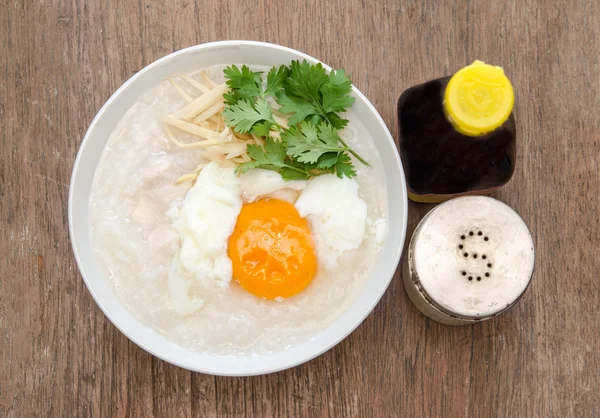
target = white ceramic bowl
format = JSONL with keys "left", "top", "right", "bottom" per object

{"left": 69, "top": 41, "right": 408, "bottom": 376}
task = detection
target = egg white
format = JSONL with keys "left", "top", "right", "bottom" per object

{"left": 239, "top": 168, "right": 307, "bottom": 203}
{"left": 167, "top": 163, "right": 241, "bottom": 315}
{"left": 294, "top": 175, "right": 368, "bottom": 269}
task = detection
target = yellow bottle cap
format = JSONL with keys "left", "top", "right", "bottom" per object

{"left": 444, "top": 60, "right": 514, "bottom": 137}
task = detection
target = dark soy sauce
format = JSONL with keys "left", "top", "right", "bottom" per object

{"left": 398, "top": 76, "right": 516, "bottom": 199}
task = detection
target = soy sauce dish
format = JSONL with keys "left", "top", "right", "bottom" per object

{"left": 69, "top": 41, "right": 407, "bottom": 376}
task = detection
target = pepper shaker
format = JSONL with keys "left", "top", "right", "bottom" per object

{"left": 403, "top": 196, "right": 534, "bottom": 325}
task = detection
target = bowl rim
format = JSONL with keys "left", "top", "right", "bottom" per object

{"left": 69, "top": 40, "right": 408, "bottom": 376}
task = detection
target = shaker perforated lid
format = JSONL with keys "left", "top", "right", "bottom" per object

{"left": 405, "top": 196, "right": 534, "bottom": 322}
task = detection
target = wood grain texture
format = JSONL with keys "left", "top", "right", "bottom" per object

{"left": 1, "top": 0, "right": 599, "bottom": 416}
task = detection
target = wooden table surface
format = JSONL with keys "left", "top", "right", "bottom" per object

{"left": 2, "top": 0, "right": 599, "bottom": 416}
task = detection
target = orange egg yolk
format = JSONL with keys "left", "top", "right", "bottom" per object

{"left": 228, "top": 199, "right": 317, "bottom": 300}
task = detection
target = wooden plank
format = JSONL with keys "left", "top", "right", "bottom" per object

{"left": 1, "top": 0, "right": 599, "bottom": 416}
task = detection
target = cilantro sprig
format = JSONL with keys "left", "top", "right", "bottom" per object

{"left": 222, "top": 65, "right": 262, "bottom": 104}
{"left": 222, "top": 61, "right": 368, "bottom": 179}
{"left": 277, "top": 61, "right": 355, "bottom": 129}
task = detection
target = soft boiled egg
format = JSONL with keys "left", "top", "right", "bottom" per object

{"left": 168, "top": 162, "right": 368, "bottom": 311}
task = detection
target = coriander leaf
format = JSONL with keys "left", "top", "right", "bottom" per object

{"left": 250, "top": 121, "right": 272, "bottom": 137}
{"left": 223, "top": 90, "right": 244, "bottom": 106}
{"left": 276, "top": 92, "right": 320, "bottom": 125}
{"left": 284, "top": 60, "right": 328, "bottom": 106}
{"left": 224, "top": 65, "right": 262, "bottom": 87}
{"left": 223, "top": 65, "right": 263, "bottom": 103}
{"left": 261, "top": 135, "right": 287, "bottom": 163}
{"left": 306, "top": 114, "right": 322, "bottom": 125}
{"left": 288, "top": 158, "right": 317, "bottom": 171}
{"left": 316, "top": 122, "right": 342, "bottom": 146}
{"left": 235, "top": 138, "right": 311, "bottom": 179}
{"left": 265, "top": 65, "right": 289, "bottom": 97}
{"left": 223, "top": 98, "right": 274, "bottom": 133}
{"left": 315, "top": 152, "right": 339, "bottom": 168}
{"left": 235, "top": 160, "right": 263, "bottom": 175}
{"left": 280, "top": 166, "right": 311, "bottom": 180}
{"left": 244, "top": 141, "right": 282, "bottom": 166}
{"left": 334, "top": 153, "right": 356, "bottom": 178}
{"left": 326, "top": 112, "right": 349, "bottom": 129}
{"left": 282, "top": 121, "right": 345, "bottom": 164}
{"left": 278, "top": 61, "right": 355, "bottom": 130}
{"left": 321, "top": 69, "right": 355, "bottom": 114}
